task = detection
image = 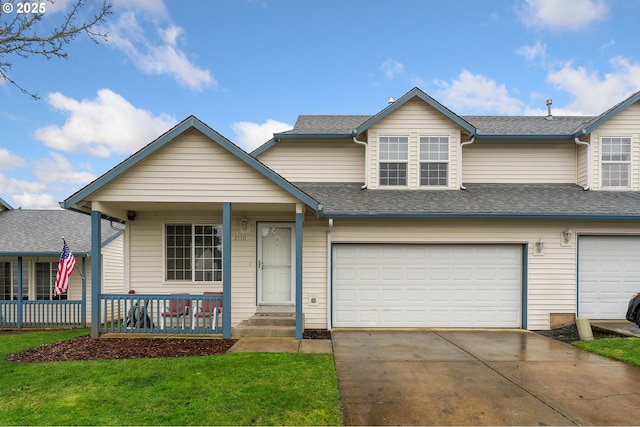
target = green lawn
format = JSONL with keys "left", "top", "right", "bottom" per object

{"left": 574, "top": 336, "right": 640, "bottom": 367}
{"left": 0, "top": 329, "right": 343, "bottom": 426}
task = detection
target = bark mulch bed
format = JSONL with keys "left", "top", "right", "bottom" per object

{"left": 5, "top": 329, "right": 332, "bottom": 363}
{"left": 534, "top": 323, "right": 621, "bottom": 343}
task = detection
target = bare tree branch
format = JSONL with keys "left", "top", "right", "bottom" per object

{"left": 0, "top": 0, "right": 112, "bottom": 99}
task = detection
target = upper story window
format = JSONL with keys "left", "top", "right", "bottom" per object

{"left": 420, "top": 136, "right": 449, "bottom": 186}
{"left": 379, "top": 136, "right": 408, "bottom": 186}
{"left": 166, "top": 224, "right": 222, "bottom": 282}
{"left": 601, "top": 137, "right": 631, "bottom": 188}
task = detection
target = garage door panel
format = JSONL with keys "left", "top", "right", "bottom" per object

{"left": 333, "top": 244, "right": 522, "bottom": 328}
{"left": 579, "top": 236, "right": 640, "bottom": 319}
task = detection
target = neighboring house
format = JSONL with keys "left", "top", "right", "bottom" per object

{"left": 62, "top": 87, "right": 640, "bottom": 338}
{"left": 0, "top": 206, "right": 124, "bottom": 326}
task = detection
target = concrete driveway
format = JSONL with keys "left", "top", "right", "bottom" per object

{"left": 332, "top": 330, "right": 640, "bottom": 426}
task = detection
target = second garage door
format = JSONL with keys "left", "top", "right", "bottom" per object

{"left": 332, "top": 244, "right": 523, "bottom": 328}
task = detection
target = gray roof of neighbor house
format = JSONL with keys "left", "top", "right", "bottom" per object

{"left": 0, "top": 209, "right": 123, "bottom": 256}
{"left": 0, "top": 196, "right": 12, "bottom": 210}
{"left": 294, "top": 182, "right": 640, "bottom": 219}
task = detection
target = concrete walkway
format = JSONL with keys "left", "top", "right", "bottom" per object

{"left": 332, "top": 329, "right": 640, "bottom": 426}
{"left": 227, "top": 337, "right": 332, "bottom": 354}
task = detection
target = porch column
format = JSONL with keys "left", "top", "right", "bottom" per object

{"left": 90, "top": 209, "right": 102, "bottom": 339}
{"left": 295, "top": 205, "right": 303, "bottom": 339}
{"left": 17, "top": 257, "right": 22, "bottom": 328}
{"left": 222, "top": 202, "right": 232, "bottom": 339}
{"left": 81, "top": 257, "right": 87, "bottom": 328}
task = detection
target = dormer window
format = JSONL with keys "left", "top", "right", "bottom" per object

{"left": 420, "top": 136, "right": 449, "bottom": 186}
{"left": 601, "top": 137, "right": 631, "bottom": 188}
{"left": 379, "top": 136, "right": 408, "bottom": 186}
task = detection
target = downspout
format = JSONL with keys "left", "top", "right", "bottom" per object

{"left": 575, "top": 137, "right": 590, "bottom": 190}
{"left": 326, "top": 218, "right": 333, "bottom": 330}
{"left": 459, "top": 137, "right": 475, "bottom": 190}
{"left": 353, "top": 135, "right": 368, "bottom": 189}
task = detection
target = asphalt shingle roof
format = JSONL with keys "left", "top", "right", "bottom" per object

{"left": 283, "top": 115, "right": 595, "bottom": 137}
{"left": 0, "top": 209, "right": 122, "bottom": 255}
{"left": 294, "top": 182, "right": 640, "bottom": 218}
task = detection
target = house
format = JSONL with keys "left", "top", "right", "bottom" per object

{"left": 0, "top": 206, "right": 124, "bottom": 327}
{"left": 62, "top": 87, "right": 640, "bottom": 339}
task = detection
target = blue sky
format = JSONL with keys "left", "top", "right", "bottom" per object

{"left": 1, "top": 0, "right": 640, "bottom": 209}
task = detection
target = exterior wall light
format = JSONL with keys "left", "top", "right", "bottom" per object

{"left": 240, "top": 217, "right": 250, "bottom": 233}
{"left": 534, "top": 239, "right": 545, "bottom": 255}
{"left": 561, "top": 229, "right": 573, "bottom": 245}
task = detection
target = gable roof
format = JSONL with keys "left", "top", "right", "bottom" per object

{"left": 0, "top": 209, "right": 122, "bottom": 256}
{"left": 353, "top": 87, "right": 477, "bottom": 136}
{"left": 0, "top": 196, "right": 12, "bottom": 210}
{"left": 296, "top": 182, "right": 640, "bottom": 220}
{"left": 574, "top": 90, "right": 640, "bottom": 136}
{"left": 62, "top": 116, "right": 322, "bottom": 213}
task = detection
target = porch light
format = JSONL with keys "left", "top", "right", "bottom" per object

{"left": 562, "top": 229, "right": 573, "bottom": 245}
{"left": 127, "top": 211, "right": 136, "bottom": 220}
{"left": 534, "top": 239, "right": 544, "bottom": 255}
{"left": 240, "top": 217, "right": 250, "bottom": 232}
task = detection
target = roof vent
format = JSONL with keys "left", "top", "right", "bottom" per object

{"left": 546, "top": 99, "right": 553, "bottom": 120}
{"left": 388, "top": 97, "right": 395, "bottom": 105}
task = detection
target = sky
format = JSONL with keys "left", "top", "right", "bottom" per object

{"left": 1, "top": 0, "right": 640, "bottom": 209}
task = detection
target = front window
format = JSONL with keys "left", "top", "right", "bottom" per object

{"left": 379, "top": 136, "right": 408, "bottom": 186}
{"left": 601, "top": 137, "right": 631, "bottom": 188}
{"left": 166, "top": 224, "right": 222, "bottom": 282}
{"left": 0, "top": 262, "right": 11, "bottom": 300}
{"left": 420, "top": 136, "right": 449, "bottom": 186}
{"left": 35, "top": 262, "right": 57, "bottom": 300}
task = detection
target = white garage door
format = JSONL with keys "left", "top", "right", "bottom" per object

{"left": 578, "top": 236, "right": 640, "bottom": 319}
{"left": 332, "top": 244, "right": 522, "bottom": 328}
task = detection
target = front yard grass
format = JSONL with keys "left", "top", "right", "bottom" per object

{"left": 574, "top": 336, "right": 640, "bottom": 367}
{"left": 0, "top": 329, "right": 343, "bottom": 426}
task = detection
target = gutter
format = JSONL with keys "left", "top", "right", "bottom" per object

{"left": 574, "top": 137, "right": 590, "bottom": 190}
{"left": 459, "top": 137, "right": 475, "bottom": 190}
{"left": 353, "top": 135, "right": 368, "bottom": 189}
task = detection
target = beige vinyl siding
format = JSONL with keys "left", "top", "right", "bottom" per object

{"left": 368, "top": 98, "right": 461, "bottom": 189}
{"left": 329, "top": 218, "right": 640, "bottom": 330}
{"left": 589, "top": 101, "right": 640, "bottom": 190}
{"left": 577, "top": 143, "right": 588, "bottom": 188}
{"left": 102, "top": 234, "right": 124, "bottom": 294}
{"left": 301, "top": 217, "right": 328, "bottom": 329}
{"left": 92, "top": 129, "right": 298, "bottom": 204}
{"left": 257, "top": 139, "right": 365, "bottom": 183}
{"left": 463, "top": 140, "right": 577, "bottom": 183}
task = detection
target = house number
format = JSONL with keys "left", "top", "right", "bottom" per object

{"left": 233, "top": 235, "right": 247, "bottom": 241}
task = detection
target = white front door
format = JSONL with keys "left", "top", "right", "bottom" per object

{"left": 258, "top": 223, "right": 295, "bottom": 305}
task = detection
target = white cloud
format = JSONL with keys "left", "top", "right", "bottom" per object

{"left": 107, "top": 7, "right": 215, "bottom": 90}
{"left": 33, "top": 89, "right": 177, "bottom": 157}
{"left": 0, "top": 148, "right": 26, "bottom": 169}
{"left": 546, "top": 57, "right": 640, "bottom": 114}
{"left": 380, "top": 59, "right": 405, "bottom": 80}
{"left": 11, "top": 193, "right": 60, "bottom": 209}
{"left": 434, "top": 70, "right": 523, "bottom": 115}
{"left": 518, "top": 0, "right": 609, "bottom": 31}
{"left": 517, "top": 40, "right": 547, "bottom": 63}
{"left": 232, "top": 119, "right": 293, "bottom": 152}
{"left": 33, "top": 153, "right": 96, "bottom": 185}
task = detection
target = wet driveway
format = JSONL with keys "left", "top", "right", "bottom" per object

{"left": 332, "top": 329, "right": 640, "bottom": 425}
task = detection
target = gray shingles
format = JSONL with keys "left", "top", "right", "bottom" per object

{"left": 295, "top": 182, "right": 640, "bottom": 218}
{"left": 0, "top": 210, "right": 121, "bottom": 255}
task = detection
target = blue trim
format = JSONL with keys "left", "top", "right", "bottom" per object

{"left": 81, "top": 257, "right": 87, "bottom": 328}
{"left": 574, "top": 90, "right": 640, "bottom": 137}
{"left": 90, "top": 210, "right": 102, "bottom": 339}
{"left": 17, "top": 257, "right": 22, "bottom": 328}
{"left": 321, "top": 212, "right": 640, "bottom": 221}
{"left": 100, "top": 230, "right": 123, "bottom": 251}
{"left": 0, "top": 196, "right": 13, "bottom": 210}
{"left": 295, "top": 212, "right": 303, "bottom": 339}
{"left": 250, "top": 137, "right": 278, "bottom": 157}
{"left": 522, "top": 244, "right": 528, "bottom": 330}
{"left": 222, "top": 203, "right": 232, "bottom": 339}
{"left": 62, "top": 116, "right": 322, "bottom": 214}
{"left": 576, "top": 235, "right": 581, "bottom": 318}
{"left": 354, "top": 87, "right": 476, "bottom": 136}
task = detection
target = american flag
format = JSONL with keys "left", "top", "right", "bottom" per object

{"left": 54, "top": 239, "right": 76, "bottom": 297}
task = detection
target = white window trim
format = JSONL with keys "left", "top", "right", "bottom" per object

{"left": 378, "top": 135, "right": 409, "bottom": 187}
{"left": 163, "top": 222, "right": 223, "bottom": 284}
{"left": 600, "top": 136, "right": 632, "bottom": 189}
{"left": 419, "top": 135, "right": 450, "bottom": 187}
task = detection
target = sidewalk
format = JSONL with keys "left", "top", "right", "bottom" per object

{"left": 227, "top": 337, "right": 333, "bottom": 354}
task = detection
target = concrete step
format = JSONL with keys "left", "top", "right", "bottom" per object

{"left": 248, "top": 313, "right": 295, "bottom": 327}
{"left": 232, "top": 323, "right": 296, "bottom": 338}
